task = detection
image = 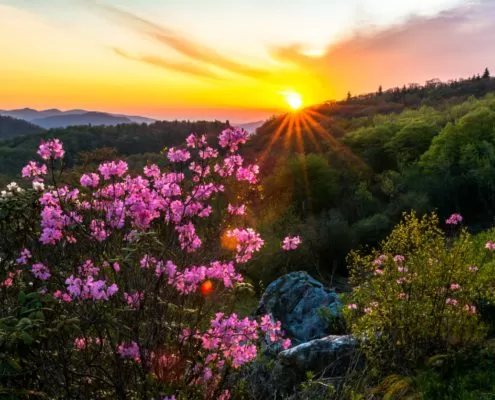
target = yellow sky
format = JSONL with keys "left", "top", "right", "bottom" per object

{"left": 2, "top": 0, "right": 486, "bottom": 121}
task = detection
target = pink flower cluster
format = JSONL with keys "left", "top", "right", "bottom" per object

{"left": 218, "top": 127, "right": 250, "bottom": 152}
{"left": 198, "top": 312, "right": 290, "bottom": 369}
{"left": 446, "top": 213, "right": 463, "bottom": 225}
{"left": 227, "top": 203, "right": 246, "bottom": 216}
{"left": 117, "top": 341, "right": 140, "bottom": 361}
{"left": 31, "top": 263, "right": 51, "bottom": 280}
{"left": 16, "top": 248, "right": 32, "bottom": 265}
{"left": 98, "top": 161, "right": 128, "bottom": 180}
{"left": 485, "top": 241, "right": 495, "bottom": 250}
{"left": 64, "top": 275, "right": 118, "bottom": 301}
{"left": 21, "top": 161, "right": 47, "bottom": 181}
{"left": 282, "top": 235, "right": 302, "bottom": 251}
{"left": 167, "top": 148, "right": 191, "bottom": 163}
{"left": 226, "top": 228, "right": 264, "bottom": 263}
{"left": 37, "top": 138, "right": 65, "bottom": 160}
{"left": 80, "top": 173, "right": 100, "bottom": 188}
{"left": 14, "top": 131, "right": 299, "bottom": 397}
{"left": 74, "top": 336, "right": 102, "bottom": 350}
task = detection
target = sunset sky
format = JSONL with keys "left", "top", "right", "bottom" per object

{"left": 1, "top": 0, "right": 494, "bottom": 122}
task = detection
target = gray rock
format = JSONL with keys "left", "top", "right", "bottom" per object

{"left": 256, "top": 271, "right": 343, "bottom": 343}
{"left": 278, "top": 335, "right": 357, "bottom": 374}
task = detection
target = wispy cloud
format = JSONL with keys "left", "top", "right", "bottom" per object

{"left": 270, "top": 0, "right": 495, "bottom": 98}
{"left": 112, "top": 47, "right": 222, "bottom": 80}
{"left": 89, "top": 2, "right": 273, "bottom": 80}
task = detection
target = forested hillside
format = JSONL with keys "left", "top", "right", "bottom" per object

{"left": 0, "top": 116, "right": 43, "bottom": 140}
{"left": 3, "top": 74, "right": 495, "bottom": 279}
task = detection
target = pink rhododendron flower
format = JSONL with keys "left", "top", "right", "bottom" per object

{"left": 80, "top": 173, "right": 100, "bottom": 188}
{"left": 446, "top": 213, "right": 463, "bottom": 225}
{"left": 16, "top": 248, "right": 32, "bottom": 265}
{"left": 37, "top": 139, "right": 64, "bottom": 160}
{"left": 446, "top": 298, "right": 458, "bottom": 306}
{"left": 450, "top": 283, "right": 461, "bottom": 290}
{"left": 167, "top": 148, "right": 191, "bottom": 163}
{"left": 21, "top": 161, "right": 47, "bottom": 180}
{"left": 347, "top": 303, "right": 358, "bottom": 310}
{"left": 31, "top": 263, "right": 51, "bottom": 280}
{"left": 486, "top": 241, "right": 495, "bottom": 250}
{"left": 282, "top": 235, "right": 302, "bottom": 251}
{"left": 226, "top": 228, "right": 264, "bottom": 263}
{"left": 393, "top": 255, "right": 405, "bottom": 263}
{"left": 227, "top": 204, "right": 246, "bottom": 216}
{"left": 98, "top": 160, "right": 128, "bottom": 180}
{"left": 117, "top": 341, "right": 140, "bottom": 361}
{"left": 218, "top": 127, "right": 250, "bottom": 152}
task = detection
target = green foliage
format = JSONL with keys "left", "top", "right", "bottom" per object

{"left": 346, "top": 212, "right": 490, "bottom": 371}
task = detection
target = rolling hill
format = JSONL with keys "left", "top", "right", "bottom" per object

{"left": 0, "top": 116, "right": 44, "bottom": 139}
{"left": 0, "top": 108, "right": 155, "bottom": 128}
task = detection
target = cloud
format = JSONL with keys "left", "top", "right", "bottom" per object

{"left": 270, "top": 0, "right": 495, "bottom": 98}
{"left": 89, "top": 2, "right": 273, "bottom": 80}
{"left": 112, "top": 47, "right": 222, "bottom": 80}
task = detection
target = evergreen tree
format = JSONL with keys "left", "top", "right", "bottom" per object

{"left": 483, "top": 67, "right": 490, "bottom": 79}
{"left": 378, "top": 85, "right": 383, "bottom": 95}
{"left": 347, "top": 91, "right": 352, "bottom": 101}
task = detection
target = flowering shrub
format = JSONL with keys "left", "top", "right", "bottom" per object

{"left": 0, "top": 131, "right": 294, "bottom": 399}
{"left": 345, "top": 212, "right": 491, "bottom": 371}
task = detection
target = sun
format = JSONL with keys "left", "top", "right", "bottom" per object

{"left": 282, "top": 91, "right": 303, "bottom": 110}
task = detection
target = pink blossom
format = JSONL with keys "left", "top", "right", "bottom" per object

{"left": 374, "top": 269, "right": 384, "bottom": 275}
{"left": 21, "top": 161, "right": 47, "bottom": 180}
{"left": 485, "top": 241, "right": 495, "bottom": 250}
{"left": 37, "top": 139, "right": 64, "bottom": 160}
{"left": 393, "top": 255, "right": 405, "bottom": 263}
{"left": 282, "top": 235, "right": 302, "bottom": 251}
{"left": 199, "top": 147, "right": 218, "bottom": 159}
{"left": 446, "top": 298, "right": 458, "bottom": 306}
{"left": 218, "top": 127, "right": 250, "bottom": 152}
{"left": 98, "top": 161, "right": 128, "bottom": 180}
{"left": 176, "top": 223, "right": 202, "bottom": 252}
{"left": 167, "top": 148, "right": 191, "bottom": 163}
{"left": 16, "top": 248, "right": 32, "bottom": 265}
{"left": 117, "top": 341, "right": 140, "bottom": 361}
{"left": 226, "top": 228, "right": 264, "bottom": 263}
{"left": 446, "top": 213, "right": 463, "bottom": 225}
{"left": 450, "top": 283, "right": 461, "bottom": 290}
{"left": 143, "top": 164, "right": 161, "bottom": 179}
{"left": 398, "top": 292, "right": 409, "bottom": 300}
{"left": 227, "top": 203, "right": 246, "bottom": 216}
{"left": 31, "top": 263, "right": 51, "bottom": 280}
{"left": 469, "top": 265, "right": 479, "bottom": 272}
{"left": 347, "top": 303, "right": 358, "bottom": 310}
{"left": 80, "top": 173, "right": 100, "bottom": 188}
{"left": 74, "top": 338, "right": 88, "bottom": 350}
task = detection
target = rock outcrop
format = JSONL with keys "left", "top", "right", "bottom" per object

{"left": 242, "top": 272, "right": 358, "bottom": 397}
{"left": 256, "top": 271, "right": 343, "bottom": 343}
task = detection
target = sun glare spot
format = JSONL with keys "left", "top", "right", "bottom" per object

{"left": 282, "top": 91, "right": 303, "bottom": 110}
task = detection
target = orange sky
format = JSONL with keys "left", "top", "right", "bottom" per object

{"left": 2, "top": 0, "right": 494, "bottom": 121}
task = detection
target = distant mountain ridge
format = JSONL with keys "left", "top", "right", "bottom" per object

{"left": 0, "top": 108, "right": 155, "bottom": 129}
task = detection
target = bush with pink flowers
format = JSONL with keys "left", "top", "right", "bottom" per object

{"left": 0, "top": 131, "right": 294, "bottom": 399}
{"left": 345, "top": 212, "right": 493, "bottom": 372}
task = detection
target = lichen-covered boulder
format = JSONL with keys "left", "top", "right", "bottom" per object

{"left": 256, "top": 271, "right": 343, "bottom": 343}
